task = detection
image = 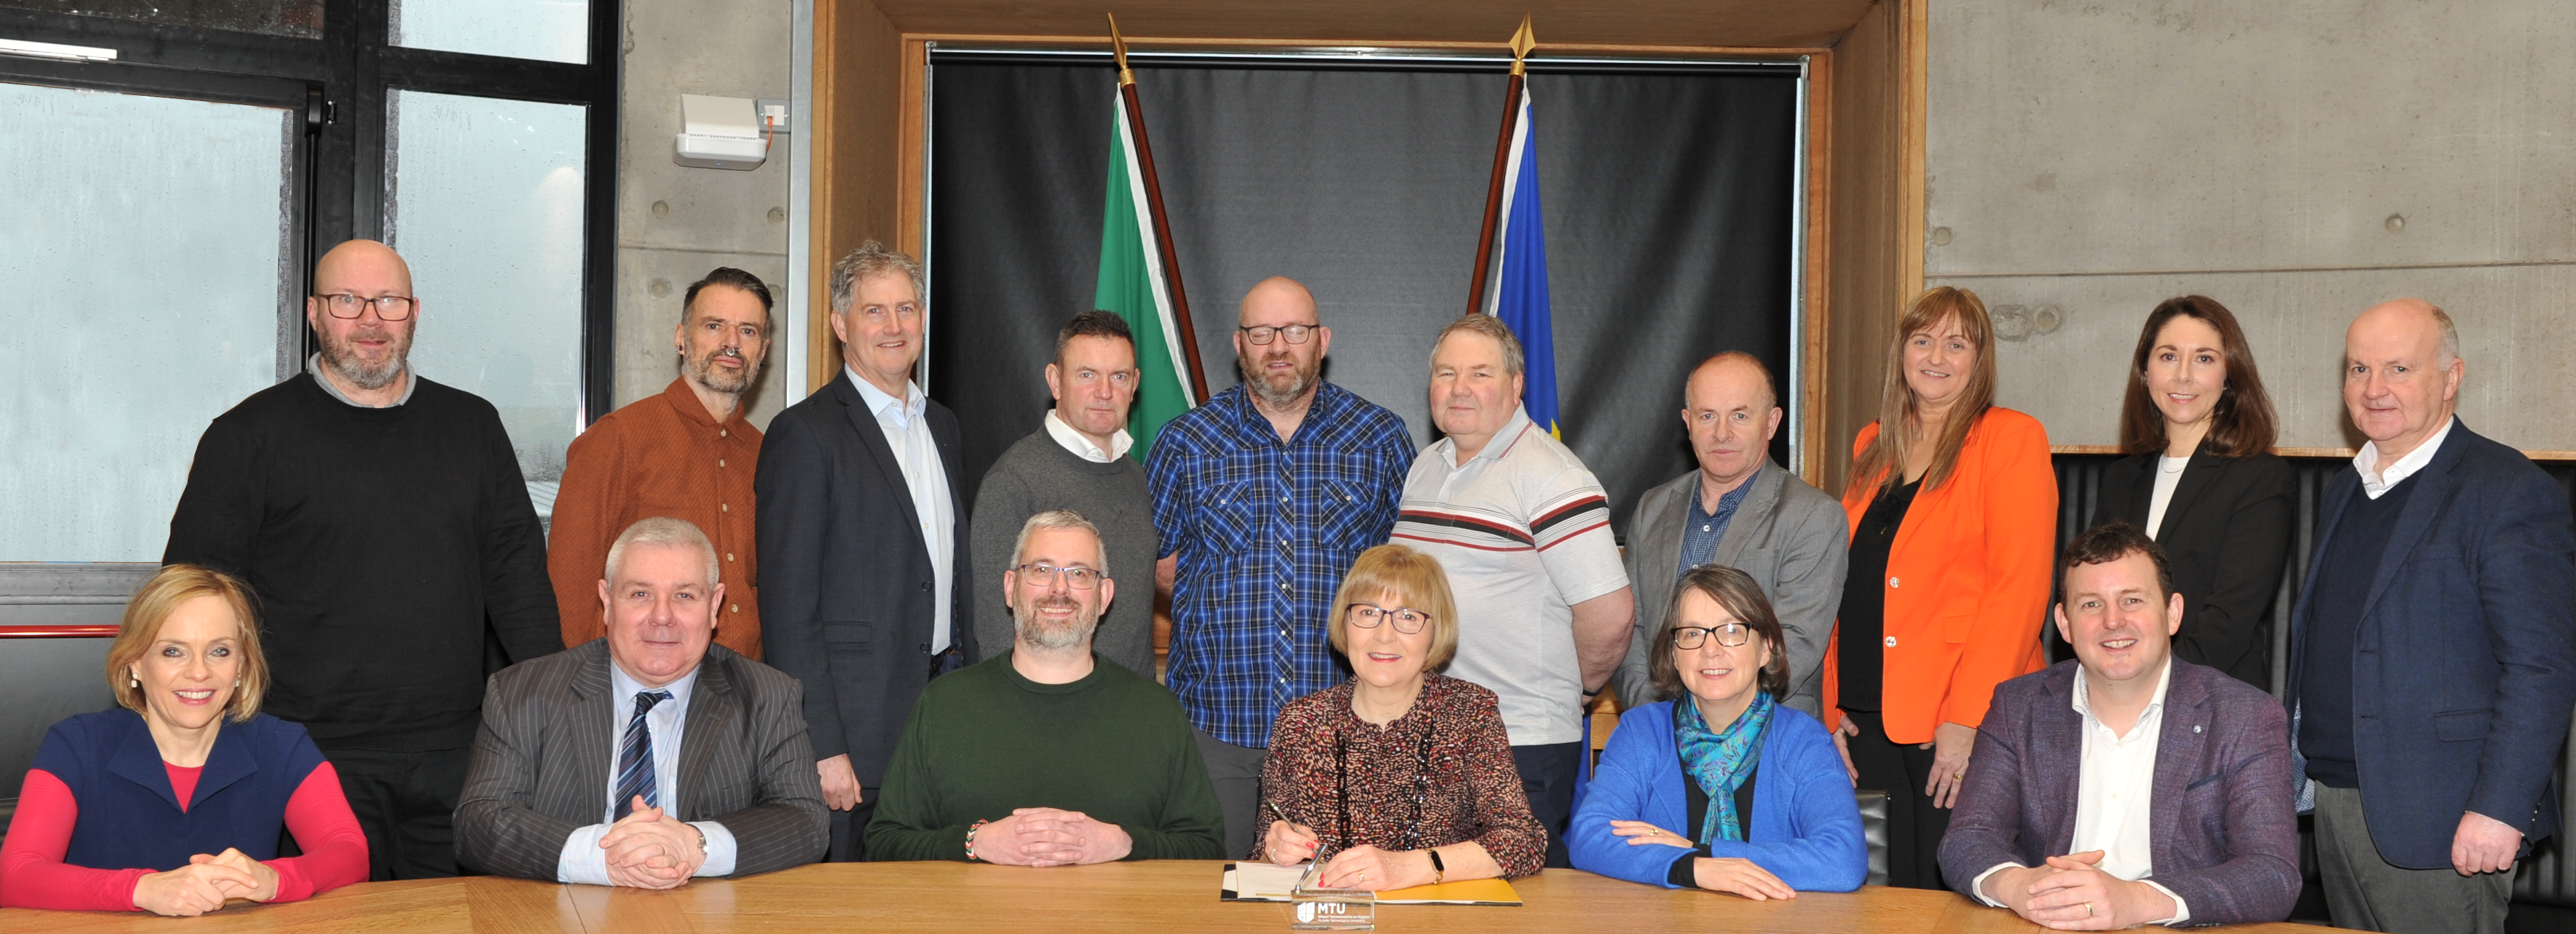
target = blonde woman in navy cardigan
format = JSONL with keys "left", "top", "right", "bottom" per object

{"left": 1569, "top": 565, "right": 1866, "bottom": 896}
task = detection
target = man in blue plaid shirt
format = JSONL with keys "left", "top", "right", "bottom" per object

{"left": 1148, "top": 276, "right": 1414, "bottom": 860}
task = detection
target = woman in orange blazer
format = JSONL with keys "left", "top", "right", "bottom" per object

{"left": 1823, "top": 286, "right": 2054, "bottom": 890}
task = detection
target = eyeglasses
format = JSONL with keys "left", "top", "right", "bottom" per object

{"left": 1671, "top": 622, "right": 1753, "bottom": 650}
{"left": 316, "top": 293, "right": 417, "bottom": 321}
{"left": 1346, "top": 602, "right": 1432, "bottom": 634}
{"left": 1238, "top": 324, "right": 1318, "bottom": 345}
{"left": 1013, "top": 563, "right": 1102, "bottom": 590}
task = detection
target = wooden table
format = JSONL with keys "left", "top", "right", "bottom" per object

{"left": 0, "top": 861, "right": 2347, "bottom": 933}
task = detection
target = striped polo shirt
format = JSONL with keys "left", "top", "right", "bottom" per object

{"left": 1393, "top": 405, "right": 1630, "bottom": 746}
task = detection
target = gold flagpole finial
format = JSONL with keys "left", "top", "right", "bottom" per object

{"left": 1109, "top": 13, "right": 1135, "bottom": 86}
{"left": 1508, "top": 13, "right": 1535, "bottom": 76}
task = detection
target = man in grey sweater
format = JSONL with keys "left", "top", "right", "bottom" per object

{"left": 969, "top": 312, "right": 1161, "bottom": 676}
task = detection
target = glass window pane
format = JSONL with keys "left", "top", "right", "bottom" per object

{"left": 386, "top": 88, "right": 585, "bottom": 489}
{"left": 0, "top": 0, "right": 322, "bottom": 39}
{"left": 392, "top": 0, "right": 587, "bottom": 65}
{"left": 0, "top": 81, "right": 291, "bottom": 561}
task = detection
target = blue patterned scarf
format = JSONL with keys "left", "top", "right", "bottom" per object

{"left": 1675, "top": 691, "right": 1772, "bottom": 845}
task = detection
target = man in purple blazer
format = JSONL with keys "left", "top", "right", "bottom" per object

{"left": 1940, "top": 522, "right": 2298, "bottom": 928}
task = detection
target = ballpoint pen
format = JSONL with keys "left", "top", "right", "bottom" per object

{"left": 1270, "top": 801, "right": 1337, "bottom": 890}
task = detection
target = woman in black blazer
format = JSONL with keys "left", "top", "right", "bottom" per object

{"left": 2089, "top": 295, "right": 2294, "bottom": 690}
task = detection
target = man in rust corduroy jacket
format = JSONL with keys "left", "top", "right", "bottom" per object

{"left": 550, "top": 268, "right": 773, "bottom": 658}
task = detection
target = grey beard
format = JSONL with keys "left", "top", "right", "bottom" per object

{"left": 1014, "top": 599, "right": 1098, "bottom": 651}
{"left": 320, "top": 328, "right": 410, "bottom": 390}
{"left": 683, "top": 348, "right": 759, "bottom": 395}
{"left": 1238, "top": 354, "right": 1317, "bottom": 409}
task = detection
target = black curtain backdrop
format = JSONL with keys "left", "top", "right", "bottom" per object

{"left": 927, "top": 55, "right": 1799, "bottom": 539}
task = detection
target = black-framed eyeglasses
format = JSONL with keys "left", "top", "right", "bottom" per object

{"left": 1671, "top": 622, "right": 1753, "bottom": 650}
{"left": 1013, "top": 562, "right": 1102, "bottom": 590}
{"left": 1238, "top": 324, "right": 1318, "bottom": 345}
{"left": 315, "top": 293, "right": 417, "bottom": 321}
{"left": 1345, "top": 602, "right": 1432, "bottom": 634}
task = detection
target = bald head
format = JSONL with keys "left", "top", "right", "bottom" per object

{"left": 313, "top": 239, "right": 412, "bottom": 297}
{"left": 1238, "top": 276, "right": 1317, "bottom": 326}
{"left": 1682, "top": 352, "right": 1784, "bottom": 493}
{"left": 1687, "top": 352, "right": 1778, "bottom": 412}
{"left": 2344, "top": 298, "right": 2463, "bottom": 466}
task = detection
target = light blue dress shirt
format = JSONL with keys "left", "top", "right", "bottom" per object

{"left": 554, "top": 661, "right": 739, "bottom": 884}
{"left": 847, "top": 366, "right": 958, "bottom": 652}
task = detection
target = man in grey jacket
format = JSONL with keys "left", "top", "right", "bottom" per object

{"left": 1612, "top": 352, "right": 1849, "bottom": 718}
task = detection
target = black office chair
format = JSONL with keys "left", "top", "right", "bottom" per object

{"left": 1855, "top": 788, "right": 1890, "bottom": 888}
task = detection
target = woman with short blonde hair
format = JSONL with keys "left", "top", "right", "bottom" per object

{"left": 1251, "top": 545, "right": 1544, "bottom": 889}
{"left": 0, "top": 565, "right": 367, "bottom": 915}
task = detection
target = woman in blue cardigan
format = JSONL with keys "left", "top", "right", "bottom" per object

{"left": 1569, "top": 564, "right": 1867, "bottom": 897}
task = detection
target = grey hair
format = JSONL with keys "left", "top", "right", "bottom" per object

{"left": 1431, "top": 313, "right": 1526, "bottom": 377}
{"left": 603, "top": 517, "right": 720, "bottom": 588}
{"left": 827, "top": 241, "right": 925, "bottom": 314}
{"left": 1011, "top": 509, "right": 1108, "bottom": 578}
{"left": 2427, "top": 302, "right": 2460, "bottom": 364}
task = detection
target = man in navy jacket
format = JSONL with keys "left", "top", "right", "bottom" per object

{"left": 2287, "top": 299, "right": 2576, "bottom": 934}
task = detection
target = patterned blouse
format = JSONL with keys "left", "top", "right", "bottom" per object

{"left": 1250, "top": 674, "right": 1547, "bottom": 876}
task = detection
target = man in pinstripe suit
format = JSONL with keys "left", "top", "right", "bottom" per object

{"left": 455, "top": 519, "right": 829, "bottom": 886}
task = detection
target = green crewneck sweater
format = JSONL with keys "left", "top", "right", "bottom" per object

{"left": 864, "top": 652, "right": 1224, "bottom": 861}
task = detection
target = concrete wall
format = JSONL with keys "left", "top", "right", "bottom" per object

{"left": 1924, "top": 0, "right": 2576, "bottom": 452}
{"left": 616, "top": 0, "right": 795, "bottom": 429}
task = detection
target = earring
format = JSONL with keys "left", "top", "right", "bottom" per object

{"left": 129, "top": 676, "right": 139, "bottom": 688}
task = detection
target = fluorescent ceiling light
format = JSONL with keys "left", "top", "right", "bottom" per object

{"left": 0, "top": 38, "right": 119, "bottom": 62}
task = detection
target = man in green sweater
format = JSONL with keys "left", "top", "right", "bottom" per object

{"left": 867, "top": 511, "right": 1223, "bottom": 864}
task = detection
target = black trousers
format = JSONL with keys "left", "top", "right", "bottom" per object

{"left": 1511, "top": 741, "right": 1584, "bottom": 870}
{"left": 1842, "top": 710, "right": 1951, "bottom": 890}
{"left": 827, "top": 789, "right": 881, "bottom": 862}
{"left": 320, "top": 745, "right": 469, "bottom": 880}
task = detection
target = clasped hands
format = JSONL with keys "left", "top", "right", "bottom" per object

{"left": 1605, "top": 819, "right": 1794, "bottom": 901}
{"left": 969, "top": 807, "right": 1133, "bottom": 867}
{"left": 1981, "top": 850, "right": 2175, "bottom": 930}
{"left": 130, "top": 848, "right": 278, "bottom": 916}
{"left": 602, "top": 795, "right": 709, "bottom": 889}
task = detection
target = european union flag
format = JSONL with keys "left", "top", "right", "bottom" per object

{"left": 1487, "top": 84, "right": 1560, "bottom": 438}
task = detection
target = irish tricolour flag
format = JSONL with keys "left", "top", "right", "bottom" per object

{"left": 1093, "top": 98, "right": 1197, "bottom": 459}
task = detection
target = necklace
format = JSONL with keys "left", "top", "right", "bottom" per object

{"left": 2160, "top": 456, "right": 2189, "bottom": 474}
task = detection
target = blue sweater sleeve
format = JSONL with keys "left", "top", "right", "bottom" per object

{"left": 1567, "top": 706, "right": 1695, "bottom": 888}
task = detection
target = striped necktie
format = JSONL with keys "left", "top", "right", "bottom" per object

{"left": 613, "top": 689, "right": 673, "bottom": 819}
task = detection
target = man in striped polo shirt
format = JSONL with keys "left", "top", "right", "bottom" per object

{"left": 1392, "top": 314, "right": 1634, "bottom": 868}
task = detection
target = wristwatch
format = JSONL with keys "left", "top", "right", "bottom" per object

{"left": 1427, "top": 848, "right": 1445, "bottom": 885}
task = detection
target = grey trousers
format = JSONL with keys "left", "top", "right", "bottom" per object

{"left": 2314, "top": 784, "right": 2516, "bottom": 934}
{"left": 1195, "top": 728, "right": 1268, "bottom": 861}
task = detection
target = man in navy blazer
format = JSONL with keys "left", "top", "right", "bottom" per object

{"left": 755, "top": 241, "right": 977, "bottom": 862}
{"left": 1942, "top": 522, "right": 2298, "bottom": 928}
{"left": 2286, "top": 299, "right": 2576, "bottom": 934}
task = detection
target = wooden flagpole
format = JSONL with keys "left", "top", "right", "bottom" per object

{"left": 1463, "top": 15, "right": 1536, "bottom": 318}
{"left": 1110, "top": 13, "right": 1210, "bottom": 403}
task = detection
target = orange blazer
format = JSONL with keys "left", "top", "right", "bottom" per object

{"left": 1823, "top": 407, "right": 2055, "bottom": 744}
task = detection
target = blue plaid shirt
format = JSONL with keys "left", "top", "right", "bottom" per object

{"left": 1148, "top": 381, "right": 1414, "bottom": 747}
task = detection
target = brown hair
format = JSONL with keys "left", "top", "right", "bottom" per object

{"left": 105, "top": 564, "right": 268, "bottom": 723}
{"left": 1647, "top": 565, "right": 1792, "bottom": 703}
{"left": 2060, "top": 521, "right": 2174, "bottom": 600}
{"left": 1055, "top": 310, "right": 1138, "bottom": 365}
{"left": 1327, "top": 544, "right": 1461, "bottom": 672}
{"left": 2116, "top": 295, "right": 2278, "bottom": 456}
{"left": 1849, "top": 287, "right": 1998, "bottom": 498}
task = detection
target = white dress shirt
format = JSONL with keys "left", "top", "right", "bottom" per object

{"left": 1975, "top": 659, "right": 2189, "bottom": 925}
{"left": 556, "top": 662, "right": 738, "bottom": 884}
{"left": 1043, "top": 409, "right": 1135, "bottom": 462}
{"left": 848, "top": 367, "right": 957, "bottom": 652}
{"left": 2144, "top": 455, "right": 2189, "bottom": 539}
{"left": 2354, "top": 415, "right": 2455, "bottom": 500}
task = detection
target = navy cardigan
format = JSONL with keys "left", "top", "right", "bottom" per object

{"left": 29, "top": 709, "right": 328, "bottom": 871}
{"left": 1569, "top": 699, "right": 1867, "bottom": 891}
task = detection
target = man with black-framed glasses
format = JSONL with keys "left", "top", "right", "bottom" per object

{"left": 1146, "top": 276, "right": 1416, "bottom": 860}
{"left": 165, "top": 239, "right": 562, "bottom": 880}
{"left": 865, "top": 511, "right": 1223, "bottom": 864}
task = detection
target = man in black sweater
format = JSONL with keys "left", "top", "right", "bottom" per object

{"left": 164, "top": 239, "right": 561, "bottom": 880}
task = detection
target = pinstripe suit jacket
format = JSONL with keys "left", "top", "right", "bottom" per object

{"left": 454, "top": 640, "right": 829, "bottom": 881}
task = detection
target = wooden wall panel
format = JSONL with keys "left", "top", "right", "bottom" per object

{"left": 1819, "top": 0, "right": 1924, "bottom": 498}
{"left": 807, "top": 0, "right": 904, "bottom": 393}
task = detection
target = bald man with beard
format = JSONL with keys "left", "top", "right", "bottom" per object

{"left": 166, "top": 239, "right": 561, "bottom": 880}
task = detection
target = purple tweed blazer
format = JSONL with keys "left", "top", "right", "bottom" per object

{"left": 1939, "top": 659, "right": 2299, "bottom": 926}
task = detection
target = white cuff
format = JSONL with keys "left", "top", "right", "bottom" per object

{"left": 555, "top": 823, "right": 615, "bottom": 886}
{"left": 1971, "top": 862, "right": 2024, "bottom": 908}
{"left": 2138, "top": 878, "right": 2190, "bottom": 926}
{"left": 690, "top": 821, "right": 738, "bottom": 878}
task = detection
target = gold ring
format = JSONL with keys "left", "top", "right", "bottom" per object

{"left": 2085, "top": 902, "right": 2095, "bottom": 917}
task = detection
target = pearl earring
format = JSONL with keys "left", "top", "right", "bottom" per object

{"left": 129, "top": 676, "right": 139, "bottom": 688}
